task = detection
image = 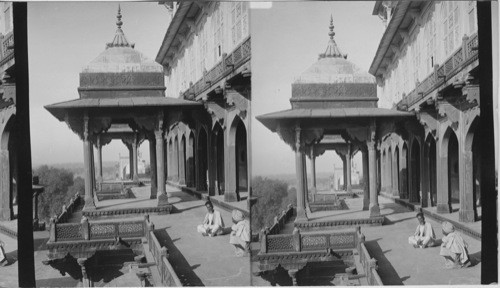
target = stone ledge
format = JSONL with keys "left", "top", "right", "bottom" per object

{"left": 256, "top": 249, "right": 354, "bottom": 262}
{"left": 379, "top": 193, "right": 481, "bottom": 241}
{"left": 82, "top": 205, "right": 172, "bottom": 218}
{"left": 0, "top": 223, "right": 17, "bottom": 239}
{"left": 294, "top": 217, "right": 384, "bottom": 232}
{"left": 47, "top": 237, "right": 144, "bottom": 253}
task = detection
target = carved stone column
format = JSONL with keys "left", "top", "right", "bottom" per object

{"left": 90, "top": 142, "right": 95, "bottom": 192}
{"left": 362, "top": 148, "right": 370, "bottom": 210}
{"left": 346, "top": 144, "right": 352, "bottom": 193}
{"left": 77, "top": 258, "right": 91, "bottom": 287}
{"left": 179, "top": 136, "right": 186, "bottom": 185}
{"left": 83, "top": 115, "right": 96, "bottom": 211}
{"left": 368, "top": 133, "right": 380, "bottom": 217}
{"left": 173, "top": 135, "right": 179, "bottom": 183}
{"left": 294, "top": 127, "right": 307, "bottom": 221}
{"left": 0, "top": 149, "right": 11, "bottom": 220}
{"left": 186, "top": 135, "right": 194, "bottom": 187}
{"left": 392, "top": 147, "right": 399, "bottom": 197}
{"left": 310, "top": 151, "right": 317, "bottom": 200}
{"left": 459, "top": 142, "right": 475, "bottom": 222}
{"left": 420, "top": 141, "right": 429, "bottom": 207}
{"left": 436, "top": 136, "right": 452, "bottom": 213}
{"left": 224, "top": 124, "right": 238, "bottom": 202}
{"left": 302, "top": 152, "right": 309, "bottom": 209}
{"left": 127, "top": 144, "right": 133, "bottom": 180}
{"left": 155, "top": 113, "right": 168, "bottom": 206}
{"left": 149, "top": 135, "right": 157, "bottom": 199}
{"left": 399, "top": 144, "right": 408, "bottom": 199}
{"left": 341, "top": 155, "right": 347, "bottom": 190}
{"left": 132, "top": 133, "right": 139, "bottom": 182}
{"left": 288, "top": 269, "right": 299, "bottom": 286}
{"left": 96, "top": 135, "right": 103, "bottom": 183}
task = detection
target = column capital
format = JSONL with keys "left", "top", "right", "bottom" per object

{"left": 154, "top": 130, "right": 164, "bottom": 140}
{"left": 367, "top": 140, "right": 376, "bottom": 151}
{"left": 294, "top": 125, "right": 302, "bottom": 151}
{"left": 83, "top": 114, "right": 89, "bottom": 141}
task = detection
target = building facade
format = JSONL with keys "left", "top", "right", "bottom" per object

{"left": 156, "top": 2, "right": 251, "bottom": 202}
{"left": 0, "top": 2, "right": 16, "bottom": 221}
{"left": 370, "top": 1, "right": 480, "bottom": 222}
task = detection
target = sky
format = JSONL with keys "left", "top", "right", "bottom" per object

{"left": 26, "top": 2, "right": 384, "bottom": 176}
{"left": 28, "top": 2, "right": 168, "bottom": 166}
{"left": 251, "top": 2, "right": 384, "bottom": 176}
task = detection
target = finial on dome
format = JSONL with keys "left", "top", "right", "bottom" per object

{"left": 116, "top": 4, "right": 123, "bottom": 29}
{"left": 319, "top": 15, "right": 345, "bottom": 59}
{"left": 329, "top": 15, "right": 335, "bottom": 39}
{"left": 106, "top": 4, "right": 134, "bottom": 49}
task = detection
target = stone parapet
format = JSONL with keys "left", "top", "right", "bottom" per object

{"left": 294, "top": 216, "right": 385, "bottom": 232}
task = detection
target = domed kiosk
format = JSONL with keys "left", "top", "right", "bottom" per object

{"left": 45, "top": 8, "right": 202, "bottom": 212}
{"left": 255, "top": 16, "right": 415, "bottom": 286}
{"left": 258, "top": 17, "right": 414, "bottom": 221}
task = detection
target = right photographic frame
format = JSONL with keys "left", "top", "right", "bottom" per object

{"left": 250, "top": 1, "right": 497, "bottom": 286}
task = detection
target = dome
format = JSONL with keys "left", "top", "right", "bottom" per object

{"left": 295, "top": 57, "right": 375, "bottom": 84}
{"left": 290, "top": 16, "right": 377, "bottom": 109}
{"left": 83, "top": 47, "right": 163, "bottom": 73}
{"left": 78, "top": 6, "right": 165, "bottom": 99}
{"left": 81, "top": 6, "right": 162, "bottom": 74}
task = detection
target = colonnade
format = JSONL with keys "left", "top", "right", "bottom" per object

{"left": 379, "top": 114, "right": 481, "bottom": 222}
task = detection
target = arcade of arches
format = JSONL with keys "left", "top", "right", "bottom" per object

{"left": 165, "top": 112, "right": 250, "bottom": 202}
{"left": 379, "top": 110, "right": 481, "bottom": 223}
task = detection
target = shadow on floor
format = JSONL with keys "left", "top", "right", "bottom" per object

{"left": 36, "top": 277, "right": 80, "bottom": 288}
{"left": 364, "top": 238, "right": 406, "bottom": 285}
{"left": 383, "top": 215, "right": 416, "bottom": 225}
{"left": 171, "top": 204, "right": 206, "bottom": 214}
{"left": 470, "top": 250, "right": 482, "bottom": 266}
{"left": 258, "top": 265, "right": 292, "bottom": 286}
{"left": 154, "top": 229, "right": 205, "bottom": 286}
{"left": 3, "top": 249, "right": 17, "bottom": 266}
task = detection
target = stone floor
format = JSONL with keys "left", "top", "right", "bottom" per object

{"left": 148, "top": 184, "right": 251, "bottom": 286}
{"left": 252, "top": 196, "right": 482, "bottom": 286}
{"left": 0, "top": 232, "right": 18, "bottom": 287}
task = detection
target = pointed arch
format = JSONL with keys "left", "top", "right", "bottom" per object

{"left": 227, "top": 115, "right": 248, "bottom": 201}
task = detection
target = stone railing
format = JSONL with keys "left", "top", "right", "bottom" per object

{"left": 357, "top": 229, "right": 383, "bottom": 286}
{"left": 98, "top": 182, "right": 124, "bottom": 193}
{"left": 48, "top": 215, "right": 149, "bottom": 242}
{"left": 0, "top": 31, "right": 14, "bottom": 66}
{"left": 54, "top": 193, "right": 82, "bottom": 224}
{"left": 260, "top": 227, "right": 360, "bottom": 254}
{"left": 397, "top": 33, "right": 478, "bottom": 110}
{"left": 267, "top": 204, "right": 294, "bottom": 235}
{"left": 148, "top": 225, "right": 183, "bottom": 287}
{"left": 182, "top": 36, "right": 251, "bottom": 100}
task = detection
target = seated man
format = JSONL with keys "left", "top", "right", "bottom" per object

{"left": 408, "top": 212, "right": 436, "bottom": 248}
{"left": 440, "top": 221, "right": 471, "bottom": 268}
{"left": 229, "top": 210, "right": 251, "bottom": 257}
{"left": 197, "top": 201, "right": 224, "bottom": 237}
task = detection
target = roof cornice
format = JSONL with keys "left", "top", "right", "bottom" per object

{"left": 155, "top": 2, "right": 193, "bottom": 67}
{"left": 368, "top": 1, "right": 411, "bottom": 77}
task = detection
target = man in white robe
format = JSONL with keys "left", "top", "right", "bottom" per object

{"left": 197, "top": 201, "right": 224, "bottom": 237}
{"left": 440, "top": 221, "right": 471, "bottom": 268}
{"left": 408, "top": 212, "right": 436, "bottom": 248}
{"left": 229, "top": 210, "right": 250, "bottom": 257}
